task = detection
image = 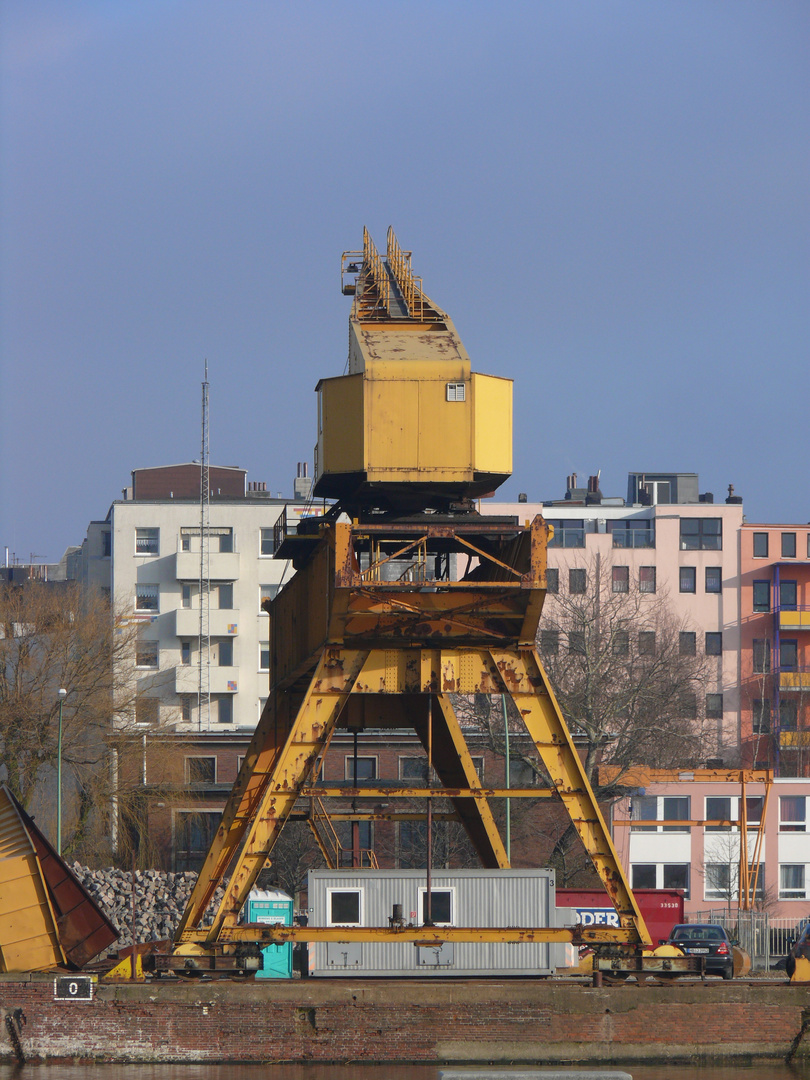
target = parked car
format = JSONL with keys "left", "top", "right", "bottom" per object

{"left": 786, "top": 923, "right": 810, "bottom": 978}
{"left": 662, "top": 924, "right": 734, "bottom": 979}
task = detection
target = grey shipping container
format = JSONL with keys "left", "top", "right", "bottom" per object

{"left": 307, "top": 868, "right": 560, "bottom": 977}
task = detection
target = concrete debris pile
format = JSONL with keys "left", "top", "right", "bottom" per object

{"left": 71, "top": 863, "right": 227, "bottom": 948}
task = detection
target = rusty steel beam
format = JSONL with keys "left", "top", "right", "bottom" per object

{"left": 188, "top": 924, "right": 639, "bottom": 946}
{"left": 300, "top": 787, "right": 555, "bottom": 799}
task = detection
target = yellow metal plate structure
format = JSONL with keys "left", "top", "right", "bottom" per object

{"left": 0, "top": 786, "right": 66, "bottom": 972}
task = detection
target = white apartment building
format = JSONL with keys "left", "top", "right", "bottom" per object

{"left": 482, "top": 471, "right": 744, "bottom": 762}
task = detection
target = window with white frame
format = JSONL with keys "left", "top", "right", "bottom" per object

{"left": 260, "top": 528, "right": 276, "bottom": 556}
{"left": 706, "top": 796, "right": 732, "bottom": 831}
{"left": 630, "top": 863, "right": 690, "bottom": 897}
{"left": 446, "top": 382, "right": 466, "bottom": 402}
{"left": 780, "top": 796, "right": 806, "bottom": 832}
{"left": 631, "top": 864, "right": 655, "bottom": 889}
{"left": 705, "top": 863, "right": 732, "bottom": 900}
{"left": 612, "top": 566, "right": 629, "bottom": 593}
{"left": 327, "top": 888, "right": 362, "bottom": 925}
{"left": 135, "top": 527, "right": 159, "bottom": 556}
{"left": 182, "top": 584, "right": 192, "bottom": 609}
{"left": 259, "top": 642, "right": 270, "bottom": 670}
{"left": 400, "top": 756, "right": 429, "bottom": 782}
{"left": 639, "top": 566, "right": 656, "bottom": 593}
{"left": 260, "top": 585, "right": 278, "bottom": 611}
{"left": 418, "top": 887, "right": 454, "bottom": 925}
{"left": 135, "top": 584, "right": 159, "bottom": 612}
{"left": 345, "top": 756, "right": 377, "bottom": 781}
{"left": 780, "top": 864, "right": 806, "bottom": 900}
{"left": 631, "top": 795, "right": 690, "bottom": 832}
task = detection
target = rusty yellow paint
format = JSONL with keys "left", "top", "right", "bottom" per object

{"left": 186, "top": 924, "right": 639, "bottom": 946}
{"left": 0, "top": 786, "right": 66, "bottom": 972}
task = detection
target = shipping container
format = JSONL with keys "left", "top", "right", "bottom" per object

{"left": 556, "top": 888, "right": 684, "bottom": 948}
{"left": 308, "top": 868, "right": 559, "bottom": 977}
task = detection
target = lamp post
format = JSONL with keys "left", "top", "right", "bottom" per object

{"left": 57, "top": 688, "right": 67, "bottom": 856}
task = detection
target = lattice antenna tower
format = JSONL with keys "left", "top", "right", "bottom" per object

{"left": 198, "top": 361, "right": 211, "bottom": 730}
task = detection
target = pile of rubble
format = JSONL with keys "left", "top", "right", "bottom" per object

{"left": 71, "top": 863, "right": 227, "bottom": 948}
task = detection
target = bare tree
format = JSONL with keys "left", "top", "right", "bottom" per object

{"left": 0, "top": 582, "right": 183, "bottom": 862}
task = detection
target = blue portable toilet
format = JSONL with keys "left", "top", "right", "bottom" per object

{"left": 243, "top": 888, "right": 294, "bottom": 979}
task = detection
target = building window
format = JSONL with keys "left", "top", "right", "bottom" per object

{"left": 631, "top": 795, "right": 657, "bottom": 832}
{"left": 102, "top": 531, "right": 112, "bottom": 557}
{"left": 638, "top": 631, "right": 656, "bottom": 656}
{"left": 218, "top": 582, "right": 234, "bottom": 609}
{"left": 509, "top": 758, "right": 535, "bottom": 786}
{"left": 639, "top": 566, "right": 656, "bottom": 593}
{"left": 612, "top": 566, "right": 629, "bottom": 594}
{"left": 780, "top": 865, "right": 806, "bottom": 900}
{"left": 218, "top": 528, "right": 234, "bottom": 554}
{"left": 258, "top": 698, "right": 268, "bottom": 721}
{"left": 679, "top": 631, "right": 696, "bottom": 657}
{"left": 569, "top": 568, "right": 586, "bottom": 594}
{"left": 540, "top": 630, "right": 559, "bottom": 654}
{"left": 175, "top": 812, "right": 219, "bottom": 872}
{"left": 706, "top": 796, "right": 732, "bottom": 831}
{"left": 182, "top": 584, "right": 192, "bottom": 609}
{"left": 753, "top": 532, "right": 769, "bottom": 558}
{"left": 753, "top": 581, "right": 770, "bottom": 612}
{"left": 612, "top": 629, "right": 630, "bottom": 656}
{"left": 217, "top": 695, "right": 233, "bottom": 725}
{"left": 446, "top": 382, "right": 466, "bottom": 402}
{"left": 135, "top": 697, "right": 158, "bottom": 726}
{"left": 135, "top": 527, "right": 159, "bottom": 556}
{"left": 705, "top": 864, "right": 731, "bottom": 900}
{"left": 398, "top": 822, "right": 428, "bottom": 869}
{"left": 135, "top": 584, "right": 159, "bottom": 612}
{"left": 611, "top": 520, "right": 655, "bottom": 549}
{"left": 632, "top": 864, "right": 656, "bottom": 889}
{"left": 260, "top": 585, "right": 278, "bottom": 611}
{"left": 548, "top": 520, "right": 585, "bottom": 549}
{"left": 218, "top": 638, "right": 233, "bottom": 666}
{"left": 753, "top": 699, "right": 771, "bottom": 734}
{"left": 545, "top": 568, "right": 559, "bottom": 594}
{"left": 631, "top": 795, "right": 689, "bottom": 832}
{"left": 680, "top": 692, "right": 698, "bottom": 719}
{"left": 180, "top": 641, "right": 191, "bottom": 665}
{"left": 259, "top": 643, "right": 270, "bottom": 670}
{"left": 260, "top": 528, "right": 276, "bottom": 556}
{"left": 780, "top": 639, "right": 798, "bottom": 671}
{"left": 418, "top": 888, "right": 454, "bottom": 925}
{"left": 753, "top": 639, "right": 771, "bottom": 673}
{"left": 568, "top": 630, "right": 586, "bottom": 655}
{"left": 662, "top": 796, "right": 690, "bottom": 833}
{"left": 680, "top": 518, "right": 722, "bottom": 551}
{"left": 706, "top": 693, "right": 723, "bottom": 720}
{"left": 181, "top": 531, "right": 192, "bottom": 552}
{"left": 705, "top": 567, "right": 722, "bottom": 594}
{"left": 400, "top": 756, "right": 429, "bottom": 782}
{"left": 780, "top": 796, "right": 806, "bottom": 832}
{"left": 663, "top": 864, "right": 690, "bottom": 896}
{"left": 745, "top": 797, "right": 764, "bottom": 827}
{"left": 181, "top": 696, "right": 192, "bottom": 723}
{"left": 780, "top": 581, "right": 798, "bottom": 611}
{"left": 780, "top": 699, "right": 798, "bottom": 731}
{"left": 782, "top": 532, "right": 797, "bottom": 559}
{"left": 186, "top": 756, "right": 216, "bottom": 784}
{"left": 705, "top": 632, "right": 722, "bottom": 656}
{"left": 345, "top": 756, "right": 377, "bottom": 781}
{"left": 135, "top": 640, "right": 159, "bottom": 668}
{"left": 679, "top": 567, "right": 696, "bottom": 594}
{"left": 327, "top": 889, "right": 362, "bottom": 925}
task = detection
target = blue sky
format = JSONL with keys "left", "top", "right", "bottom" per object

{"left": 2, "top": 1, "right": 808, "bottom": 562}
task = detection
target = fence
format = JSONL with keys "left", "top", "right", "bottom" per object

{"left": 689, "top": 909, "right": 810, "bottom": 970}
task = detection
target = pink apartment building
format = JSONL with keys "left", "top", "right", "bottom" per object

{"left": 740, "top": 523, "right": 810, "bottom": 776}
{"left": 483, "top": 472, "right": 743, "bottom": 763}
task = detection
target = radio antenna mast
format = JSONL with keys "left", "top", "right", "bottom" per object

{"left": 198, "top": 360, "right": 211, "bottom": 729}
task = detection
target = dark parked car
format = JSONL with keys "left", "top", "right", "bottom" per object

{"left": 663, "top": 923, "right": 734, "bottom": 979}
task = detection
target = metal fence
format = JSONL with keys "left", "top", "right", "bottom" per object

{"left": 689, "top": 910, "right": 810, "bottom": 970}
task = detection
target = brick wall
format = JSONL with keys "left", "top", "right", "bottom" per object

{"left": 1, "top": 976, "right": 807, "bottom": 1065}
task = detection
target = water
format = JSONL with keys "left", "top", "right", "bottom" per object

{"left": 2, "top": 1066, "right": 810, "bottom": 1080}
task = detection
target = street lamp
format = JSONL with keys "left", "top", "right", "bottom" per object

{"left": 57, "top": 688, "right": 67, "bottom": 856}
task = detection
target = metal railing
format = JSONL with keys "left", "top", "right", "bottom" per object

{"left": 688, "top": 910, "right": 810, "bottom": 970}
{"left": 612, "top": 530, "right": 655, "bottom": 549}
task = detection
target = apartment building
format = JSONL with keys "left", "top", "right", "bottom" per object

{"left": 482, "top": 471, "right": 744, "bottom": 763}
{"left": 78, "top": 462, "right": 320, "bottom": 866}
{"left": 740, "top": 523, "right": 810, "bottom": 775}
{"left": 610, "top": 771, "right": 810, "bottom": 918}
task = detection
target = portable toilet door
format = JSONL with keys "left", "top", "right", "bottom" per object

{"left": 244, "top": 888, "right": 294, "bottom": 979}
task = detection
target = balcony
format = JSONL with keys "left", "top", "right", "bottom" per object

{"left": 171, "top": 609, "right": 240, "bottom": 638}
{"left": 779, "top": 668, "right": 810, "bottom": 692}
{"left": 779, "top": 608, "right": 810, "bottom": 631}
{"left": 780, "top": 731, "right": 810, "bottom": 747}
{"left": 548, "top": 527, "right": 585, "bottom": 549}
{"left": 175, "top": 666, "right": 239, "bottom": 695}
{"left": 612, "top": 528, "right": 655, "bottom": 549}
{"left": 173, "top": 550, "right": 240, "bottom": 581}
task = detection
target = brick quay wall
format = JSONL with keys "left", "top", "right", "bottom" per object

{"left": 2, "top": 976, "right": 810, "bottom": 1066}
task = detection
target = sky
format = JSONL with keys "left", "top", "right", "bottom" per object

{"left": 1, "top": 1, "right": 808, "bottom": 563}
